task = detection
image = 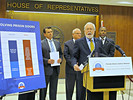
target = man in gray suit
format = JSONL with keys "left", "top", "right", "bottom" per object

{"left": 99, "top": 27, "right": 116, "bottom": 100}
{"left": 64, "top": 28, "right": 81, "bottom": 100}
{"left": 40, "top": 27, "right": 63, "bottom": 100}
{"left": 72, "top": 22, "right": 103, "bottom": 100}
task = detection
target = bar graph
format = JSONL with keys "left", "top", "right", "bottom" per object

{"left": 0, "top": 31, "right": 40, "bottom": 79}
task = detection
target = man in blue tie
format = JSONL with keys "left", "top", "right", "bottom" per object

{"left": 40, "top": 27, "right": 63, "bottom": 100}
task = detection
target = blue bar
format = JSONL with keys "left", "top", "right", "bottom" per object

{"left": 8, "top": 41, "right": 20, "bottom": 78}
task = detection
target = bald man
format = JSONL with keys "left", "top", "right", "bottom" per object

{"left": 64, "top": 28, "right": 81, "bottom": 100}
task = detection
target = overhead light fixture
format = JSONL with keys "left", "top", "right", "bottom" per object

{"left": 118, "top": 1, "right": 133, "bottom": 4}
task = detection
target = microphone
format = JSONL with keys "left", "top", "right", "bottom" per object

{"left": 79, "top": 50, "right": 95, "bottom": 70}
{"left": 87, "top": 49, "right": 95, "bottom": 58}
{"left": 115, "top": 45, "right": 126, "bottom": 57}
{"left": 106, "top": 40, "right": 126, "bottom": 57}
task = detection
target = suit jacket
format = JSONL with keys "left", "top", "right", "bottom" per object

{"left": 64, "top": 39, "right": 75, "bottom": 74}
{"left": 41, "top": 39, "right": 63, "bottom": 76}
{"left": 71, "top": 37, "right": 102, "bottom": 80}
{"left": 101, "top": 37, "right": 115, "bottom": 57}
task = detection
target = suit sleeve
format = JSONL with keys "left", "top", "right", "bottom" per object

{"left": 41, "top": 41, "right": 49, "bottom": 67}
{"left": 64, "top": 43, "right": 72, "bottom": 67}
{"left": 108, "top": 40, "right": 115, "bottom": 57}
{"left": 71, "top": 40, "right": 80, "bottom": 67}
{"left": 58, "top": 42, "right": 63, "bottom": 62}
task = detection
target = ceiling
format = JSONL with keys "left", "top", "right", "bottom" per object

{"left": 33, "top": 0, "right": 133, "bottom": 7}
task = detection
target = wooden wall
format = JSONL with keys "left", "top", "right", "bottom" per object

{"left": 4, "top": 4, "right": 133, "bottom": 78}
{"left": 6, "top": 12, "right": 96, "bottom": 78}
{"left": 0, "top": 0, "right": 6, "bottom": 18}
{"left": 99, "top": 5, "right": 133, "bottom": 58}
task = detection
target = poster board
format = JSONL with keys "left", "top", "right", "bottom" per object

{"left": 0, "top": 18, "right": 46, "bottom": 96}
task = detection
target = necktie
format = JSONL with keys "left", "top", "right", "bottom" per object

{"left": 102, "top": 38, "right": 104, "bottom": 45}
{"left": 49, "top": 40, "right": 55, "bottom": 52}
{"left": 90, "top": 39, "right": 94, "bottom": 52}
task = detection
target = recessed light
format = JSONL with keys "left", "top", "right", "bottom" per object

{"left": 118, "top": 1, "right": 133, "bottom": 4}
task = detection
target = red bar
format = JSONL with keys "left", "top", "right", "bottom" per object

{"left": 23, "top": 40, "right": 34, "bottom": 76}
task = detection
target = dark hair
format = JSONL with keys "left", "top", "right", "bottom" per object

{"left": 43, "top": 26, "right": 52, "bottom": 33}
{"left": 99, "top": 27, "right": 106, "bottom": 31}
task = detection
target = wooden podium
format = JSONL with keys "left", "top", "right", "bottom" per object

{"left": 81, "top": 64, "right": 126, "bottom": 100}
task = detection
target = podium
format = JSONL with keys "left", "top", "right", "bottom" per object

{"left": 81, "top": 57, "right": 133, "bottom": 100}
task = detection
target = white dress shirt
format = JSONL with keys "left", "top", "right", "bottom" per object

{"left": 99, "top": 37, "right": 106, "bottom": 45}
{"left": 46, "top": 38, "right": 57, "bottom": 52}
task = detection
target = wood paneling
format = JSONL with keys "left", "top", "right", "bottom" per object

{"left": 0, "top": 0, "right": 6, "bottom": 18}
{"left": 6, "top": 5, "right": 133, "bottom": 78}
{"left": 99, "top": 5, "right": 133, "bottom": 58}
{"left": 6, "top": 12, "right": 96, "bottom": 78}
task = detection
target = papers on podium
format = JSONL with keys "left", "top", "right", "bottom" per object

{"left": 50, "top": 51, "right": 60, "bottom": 66}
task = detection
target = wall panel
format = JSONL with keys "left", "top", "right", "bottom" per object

{"left": 0, "top": 0, "right": 6, "bottom": 18}
{"left": 99, "top": 5, "right": 133, "bottom": 58}
{"left": 6, "top": 12, "right": 96, "bottom": 78}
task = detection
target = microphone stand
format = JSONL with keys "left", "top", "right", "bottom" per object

{"left": 106, "top": 40, "right": 133, "bottom": 100}
{"left": 106, "top": 40, "right": 127, "bottom": 57}
{"left": 83, "top": 50, "right": 95, "bottom": 100}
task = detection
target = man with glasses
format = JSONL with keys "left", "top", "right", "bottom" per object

{"left": 64, "top": 28, "right": 81, "bottom": 100}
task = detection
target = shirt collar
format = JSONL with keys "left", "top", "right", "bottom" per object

{"left": 99, "top": 36, "right": 106, "bottom": 40}
{"left": 73, "top": 39, "right": 75, "bottom": 43}
{"left": 46, "top": 38, "right": 53, "bottom": 42}
{"left": 85, "top": 37, "right": 94, "bottom": 42}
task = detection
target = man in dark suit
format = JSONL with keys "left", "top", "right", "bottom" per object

{"left": 72, "top": 22, "right": 103, "bottom": 100}
{"left": 99, "top": 27, "right": 115, "bottom": 57}
{"left": 64, "top": 28, "right": 81, "bottom": 100}
{"left": 99, "top": 27, "right": 116, "bottom": 100}
{"left": 40, "top": 27, "right": 63, "bottom": 100}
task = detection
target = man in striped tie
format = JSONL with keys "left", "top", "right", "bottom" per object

{"left": 40, "top": 27, "right": 63, "bottom": 100}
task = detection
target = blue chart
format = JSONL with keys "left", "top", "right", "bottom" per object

{"left": 0, "top": 18, "right": 46, "bottom": 96}
{"left": 8, "top": 40, "right": 19, "bottom": 78}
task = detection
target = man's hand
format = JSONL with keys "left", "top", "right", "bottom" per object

{"left": 48, "top": 59, "right": 55, "bottom": 64}
{"left": 57, "top": 58, "right": 62, "bottom": 63}
{"left": 74, "top": 64, "right": 81, "bottom": 71}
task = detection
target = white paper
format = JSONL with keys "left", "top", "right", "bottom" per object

{"left": 79, "top": 64, "right": 84, "bottom": 70}
{"left": 50, "top": 52, "right": 60, "bottom": 66}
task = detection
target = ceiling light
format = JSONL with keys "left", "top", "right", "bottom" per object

{"left": 118, "top": 1, "right": 133, "bottom": 4}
